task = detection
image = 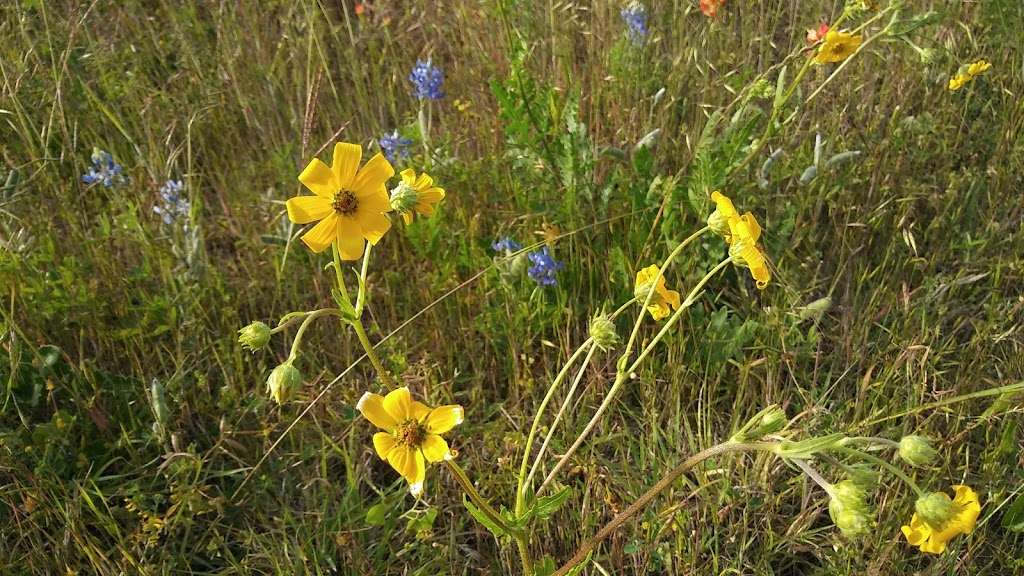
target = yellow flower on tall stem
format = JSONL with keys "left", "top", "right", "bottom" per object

{"left": 813, "top": 30, "right": 862, "bottom": 64}
{"left": 727, "top": 213, "right": 771, "bottom": 289}
{"left": 357, "top": 387, "right": 464, "bottom": 496}
{"left": 287, "top": 142, "right": 394, "bottom": 258}
{"left": 901, "top": 485, "right": 981, "bottom": 554}
{"left": 389, "top": 168, "right": 446, "bottom": 224}
{"left": 634, "top": 265, "right": 681, "bottom": 321}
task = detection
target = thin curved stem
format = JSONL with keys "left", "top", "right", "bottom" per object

{"left": 551, "top": 442, "right": 777, "bottom": 576}
{"left": 538, "top": 257, "right": 733, "bottom": 495}
{"left": 286, "top": 309, "right": 342, "bottom": 362}
{"left": 835, "top": 446, "right": 923, "bottom": 496}
{"left": 331, "top": 242, "right": 395, "bottom": 387}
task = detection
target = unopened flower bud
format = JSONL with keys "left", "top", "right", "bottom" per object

{"left": 828, "top": 480, "right": 873, "bottom": 537}
{"left": 898, "top": 435, "right": 937, "bottom": 468}
{"left": 915, "top": 491, "right": 955, "bottom": 527}
{"left": 732, "top": 405, "right": 787, "bottom": 442}
{"left": 238, "top": 321, "right": 271, "bottom": 352}
{"left": 389, "top": 181, "right": 419, "bottom": 216}
{"left": 589, "top": 313, "right": 619, "bottom": 351}
{"left": 267, "top": 362, "right": 302, "bottom": 405}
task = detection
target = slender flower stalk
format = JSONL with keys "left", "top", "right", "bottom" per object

{"left": 331, "top": 241, "right": 395, "bottom": 387}
{"left": 539, "top": 255, "right": 732, "bottom": 495}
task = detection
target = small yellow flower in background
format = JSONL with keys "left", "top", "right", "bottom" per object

{"left": 901, "top": 485, "right": 981, "bottom": 554}
{"left": 287, "top": 142, "right": 394, "bottom": 258}
{"left": 707, "top": 190, "right": 739, "bottom": 240}
{"left": 949, "top": 60, "right": 992, "bottom": 91}
{"left": 357, "top": 386, "right": 464, "bottom": 496}
{"left": 389, "top": 168, "right": 446, "bottom": 225}
{"left": 728, "top": 214, "right": 771, "bottom": 289}
{"left": 966, "top": 59, "right": 991, "bottom": 77}
{"left": 813, "top": 30, "right": 862, "bottom": 64}
{"left": 634, "top": 265, "right": 681, "bottom": 321}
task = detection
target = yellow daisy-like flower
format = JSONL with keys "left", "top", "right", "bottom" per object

{"left": 813, "top": 30, "right": 863, "bottom": 65}
{"left": 634, "top": 265, "right": 681, "bottom": 321}
{"left": 356, "top": 386, "right": 464, "bottom": 496}
{"left": 966, "top": 59, "right": 992, "bottom": 77}
{"left": 390, "top": 168, "right": 446, "bottom": 225}
{"left": 287, "top": 142, "right": 394, "bottom": 258}
{"left": 949, "top": 60, "right": 992, "bottom": 91}
{"left": 901, "top": 485, "right": 981, "bottom": 554}
{"left": 727, "top": 213, "right": 771, "bottom": 289}
{"left": 947, "top": 73, "right": 971, "bottom": 91}
{"left": 707, "top": 190, "right": 740, "bottom": 240}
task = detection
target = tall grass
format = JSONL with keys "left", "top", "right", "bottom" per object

{"left": 2, "top": 1, "right": 1022, "bottom": 574}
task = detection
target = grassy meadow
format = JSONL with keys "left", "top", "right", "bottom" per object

{"left": 2, "top": 0, "right": 1024, "bottom": 574}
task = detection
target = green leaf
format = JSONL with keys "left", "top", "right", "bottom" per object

{"left": 463, "top": 496, "right": 506, "bottom": 538}
{"left": 533, "top": 486, "right": 571, "bottom": 520}
{"left": 1002, "top": 492, "right": 1024, "bottom": 532}
{"left": 365, "top": 502, "right": 388, "bottom": 526}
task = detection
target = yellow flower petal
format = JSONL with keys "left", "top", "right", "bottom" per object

{"left": 407, "top": 450, "right": 426, "bottom": 495}
{"left": 410, "top": 400, "right": 431, "bottom": 422}
{"left": 335, "top": 219, "right": 365, "bottom": 260}
{"left": 300, "top": 213, "right": 339, "bottom": 253}
{"left": 331, "top": 142, "right": 361, "bottom": 189}
{"left": 413, "top": 172, "right": 434, "bottom": 190}
{"left": 286, "top": 195, "right": 332, "bottom": 224}
{"left": 711, "top": 191, "right": 738, "bottom": 219}
{"left": 424, "top": 405, "right": 464, "bottom": 434}
{"left": 298, "top": 158, "right": 339, "bottom": 198}
{"left": 351, "top": 152, "right": 395, "bottom": 198}
{"left": 382, "top": 387, "right": 414, "bottom": 422}
{"left": 420, "top": 433, "right": 452, "bottom": 462}
{"left": 358, "top": 189, "right": 391, "bottom": 215}
{"left": 357, "top": 392, "right": 398, "bottom": 431}
{"left": 400, "top": 168, "right": 417, "bottom": 186}
{"left": 372, "top": 432, "right": 395, "bottom": 460}
{"left": 360, "top": 211, "right": 392, "bottom": 245}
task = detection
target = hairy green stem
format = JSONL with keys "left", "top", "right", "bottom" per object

{"left": 551, "top": 442, "right": 777, "bottom": 576}
{"left": 835, "top": 446, "right": 923, "bottom": 496}
{"left": 332, "top": 242, "right": 395, "bottom": 387}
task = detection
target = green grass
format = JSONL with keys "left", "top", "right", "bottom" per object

{"left": 2, "top": 0, "right": 1023, "bottom": 574}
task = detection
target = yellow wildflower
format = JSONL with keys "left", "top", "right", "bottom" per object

{"left": 287, "top": 142, "right": 394, "bottom": 258}
{"left": 634, "top": 265, "right": 681, "bottom": 321}
{"left": 727, "top": 213, "right": 771, "bottom": 289}
{"left": 389, "top": 168, "right": 446, "bottom": 225}
{"left": 966, "top": 59, "right": 992, "bottom": 77}
{"left": 901, "top": 485, "right": 981, "bottom": 554}
{"left": 707, "top": 191, "right": 739, "bottom": 240}
{"left": 357, "top": 387, "right": 464, "bottom": 496}
{"left": 813, "top": 30, "right": 862, "bottom": 65}
{"left": 949, "top": 60, "right": 992, "bottom": 91}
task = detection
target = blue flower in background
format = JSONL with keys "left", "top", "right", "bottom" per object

{"left": 154, "top": 179, "right": 190, "bottom": 225}
{"left": 379, "top": 130, "right": 413, "bottom": 163}
{"left": 492, "top": 237, "right": 522, "bottom": 253}
{"left": 621, "top": 2, "right": 649, "bottom": 45}
{"left": 409, "top": 59, "right": 445, "bottom": 100}
{"left": 82, "top": 148, "right": 125, "bottom": 187}
{"left": 527, "top": 246, "right": 564, "bottom": 286}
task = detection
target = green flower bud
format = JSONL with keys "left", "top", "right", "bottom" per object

{"left": 589, "top": 313, "right": 619, "bottom": 352}
{"left": 731, "top": 405, "right": 787, "bottom": 442}
{"left": 915, "top": 491, "right": 955, "bottom": 527}
{"left": 389, "top": 181, "right": 419, "bottom": 216}
{"left": 796, "top": 296, "right": 832, "bottom": 321}
{"left": 238, "top": 321, "right": 271, "bottom": 352}
{"left": 828, "top": 480, "right": 873, "bottom": 537}
{"left": 707, "top": 210, "right": 731, "bottom": 239}
{"left": 267, "top": 362, "right": 302, "bottom": 405}
{"left": 898, "top": 435, "right": 937, "bottom": 468}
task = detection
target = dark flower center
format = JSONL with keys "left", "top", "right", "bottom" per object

{"left": 396, "top": 420, "right": 424, "bottom": 447}
{"left": 332, "top": 191, "right": 358, "bottom": 215}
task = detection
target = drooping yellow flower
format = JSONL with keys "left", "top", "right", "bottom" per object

{"left": 287, "top": 142, "right": 394, "bottom": 258}
{"left": 727, "top": 213, "right": 771, "bottom": 289}
{"left": 707, "top": 190, "right": 740, "bottom": 240}
{"left": 948, "top": 73, "right": 971, "bottom": 91}
{"left": 901, "top": 485, "right": 981, "bottom": 554}
{"left": 634, "top": 265, "right": 681, "bottom": 321}
{"left": 389, "top": 168, "right": 446, "bottom": 225}
{"left": 949, "top": 60, "right": 992, "bottom": 91}
{"left": 966, "top": 59, "right": 992, "bottom": 77}
{"left": 813, "top": 30, "right": 862, "bottom": 65}
{"left": 357, "top": 386, "right": 464, "bottom": 496}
